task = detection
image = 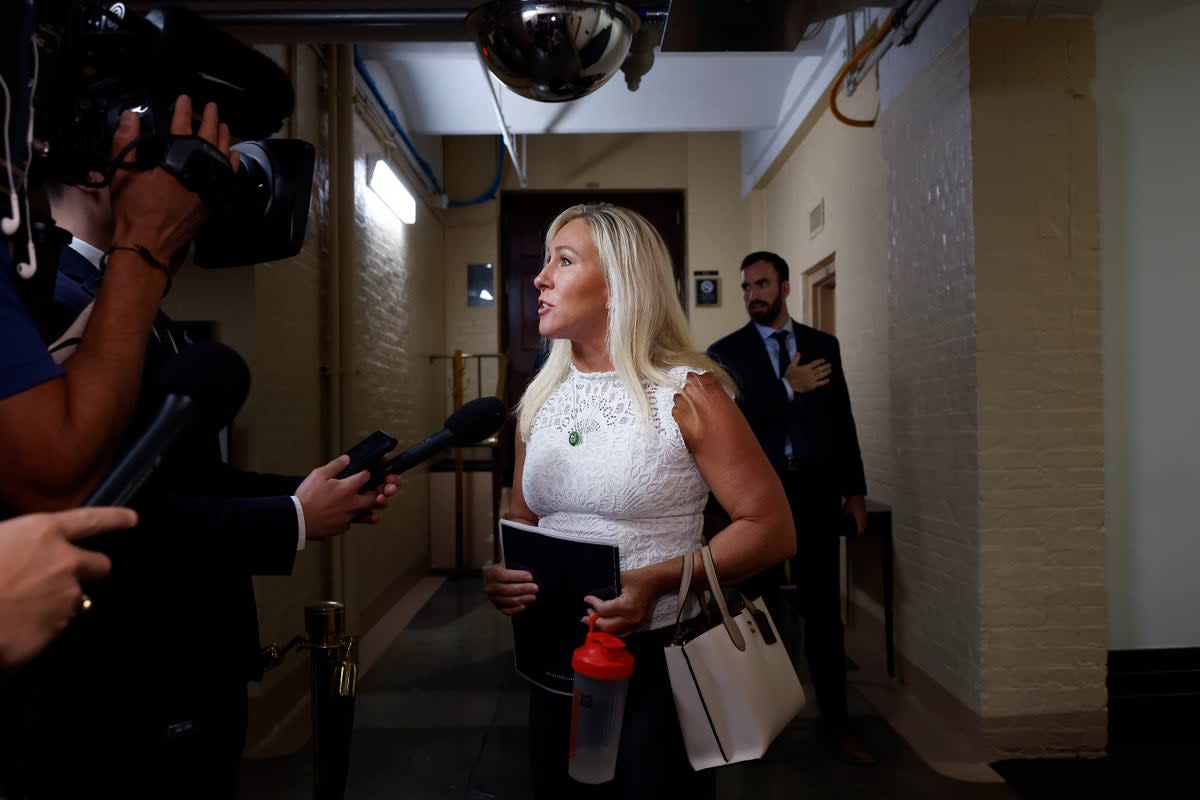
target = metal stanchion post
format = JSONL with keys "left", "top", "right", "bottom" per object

{"left": 261, "top": 601, "right": 360, "bottom": 800}
{"left": 306, "top": 601, "right": 357, "bottom": 800}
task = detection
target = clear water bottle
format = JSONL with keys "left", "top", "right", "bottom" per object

{"left": 568, "top": 616, "right": 635, "bottom": 784}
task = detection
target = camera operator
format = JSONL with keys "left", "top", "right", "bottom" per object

{"left": 0, "top": 97, "right": 213, "bottom": 514}
{"left": 0, "top": 91, "right": 223, "bottom": 709}
{"left": 0, "top": 102, "right": 401, "bottom": 797}
{"left": 0, "top": 507, "right": 132, "bottom": 667}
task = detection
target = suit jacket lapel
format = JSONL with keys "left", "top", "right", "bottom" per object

{"left": 59, "top": 248, "right": 181, "bottom": 355}
{"left": 57, "top": 247, "right": 103, "bottom": 296}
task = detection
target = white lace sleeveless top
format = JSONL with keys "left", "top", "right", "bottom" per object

{"left": 522, "top": 364, "right": 715, "bottom": 630}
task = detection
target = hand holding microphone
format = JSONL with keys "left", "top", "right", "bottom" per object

{"left": 300, "top": 397, "right": 509, "bottom": 538}
{"left": 358, "top": 396, "right": 510, "bottom": 493}
{"left": 295, "top": 456, "right": 401, "bottom": 540}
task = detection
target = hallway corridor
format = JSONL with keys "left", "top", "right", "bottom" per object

{"left": 239, "top": 577, "right": 1021, "bottom": 799}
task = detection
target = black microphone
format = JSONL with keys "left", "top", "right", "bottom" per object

{"left": 83, "top": 342, "right": 251, "bottom": 507}
{"left": 358, "top": 396, "right": 509, "bottom": 492}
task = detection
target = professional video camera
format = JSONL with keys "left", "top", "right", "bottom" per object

{"left": 1, "top": 1, "right": 315, "bottom": 287}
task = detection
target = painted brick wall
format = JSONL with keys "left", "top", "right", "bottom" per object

{"left": 246, "top": 45, "right": 328, "bottom": 659}
{"left": 971, "top": 19, "right": 1106, "bottom": 739}
{"left": 346, "top": 117, "right": 447, "bottom": 622}
{"left": 883, "top": 31, "right": 983, "bottom": 711}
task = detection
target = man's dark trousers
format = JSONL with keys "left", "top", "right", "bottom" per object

{"left": 782, "top": 469, "right": 849, "bottom": 725}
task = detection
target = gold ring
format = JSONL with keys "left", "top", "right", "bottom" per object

{"left": 77, "top": 593, "right": 93, "bottom": 615}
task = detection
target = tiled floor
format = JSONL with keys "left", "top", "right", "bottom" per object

{"left": 238, "top": 577, "right": 1021, "bottom": 799}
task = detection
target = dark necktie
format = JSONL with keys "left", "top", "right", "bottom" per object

{"left": 770, "top": 328, "right": 801, "bottom": 461}
{"left": 770, "top": 329, "right": 790, "bottom": 380}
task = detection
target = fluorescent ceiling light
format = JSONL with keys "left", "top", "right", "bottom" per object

{"left": 369, "top": 159, "right": 416, "bottom": 224}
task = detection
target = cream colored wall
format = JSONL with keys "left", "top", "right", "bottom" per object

{"left": 347, "top": 115, "right": 446, "bottom": 620}
{"left": 440, "top": 131, "right": 749, "bottom": 363}
{"left": 1096, "top": 0, "right": 1200, "bottom": 652}
{"left": 442, "top": 172, "right": 504, "bottom": 400}
{"left": 971, "top": 19, "right": 1106, "bottom": 748}
{"left": 243, "top": 46, "right": 328, "bottom": 670}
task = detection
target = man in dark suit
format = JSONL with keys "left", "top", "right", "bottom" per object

{"left": 0, "top": 178, "right": 397, "bottom": 799}
{"left": 707, "top": 250, "right": 872, "bottom": 765}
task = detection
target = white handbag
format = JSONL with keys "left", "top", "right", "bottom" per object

{"left": 664, "top": 546, "right": 806, "bottom": 771}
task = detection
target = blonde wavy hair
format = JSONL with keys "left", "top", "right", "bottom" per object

{"left": 517, "top": 203, "right": 734, "bottom": 438}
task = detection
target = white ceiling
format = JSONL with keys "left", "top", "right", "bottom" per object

{"left": 354, "top": 8, "right": 863, "bottom": 194}
{"left": 359, "top": 43, "right": 826, "bottom": 137}
{"left": 183, "top": 0, "right": 1101, "bottom": 191}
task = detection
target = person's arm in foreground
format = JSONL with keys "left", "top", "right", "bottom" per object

{"left": 0, "top": 507, "right": 133, "bottom": 667}
{"left": 0, "top": 98, "right": 232, "bottom": 511}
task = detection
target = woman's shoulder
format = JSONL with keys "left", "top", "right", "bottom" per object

{"left": 670, "top": 363, "right": 735, "bottom": 402}
{"left": 676, "top": 371, "right": 734, "bottom": 409}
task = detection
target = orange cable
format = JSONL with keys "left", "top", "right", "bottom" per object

{"left": 829, "top": 12, "right": 897, "bottom": 128}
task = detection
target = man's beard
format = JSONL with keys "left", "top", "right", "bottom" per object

{"left": 747, "top": 295, "right": 784, "bottom": 325}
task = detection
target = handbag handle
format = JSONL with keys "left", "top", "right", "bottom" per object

{"left": 699, "top": 545, "right": 747, "bottom": 652}
{"left": 673, "top": 550, "right": 695, "bottom": 625}
{"left": 671, "top": 547, "right": 748, "bottom": 651}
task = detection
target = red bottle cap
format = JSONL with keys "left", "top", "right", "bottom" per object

{"left": 571, "top": 616, "right": 635, "bottom": 680}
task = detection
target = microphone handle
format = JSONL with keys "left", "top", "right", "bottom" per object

{"left": 84, "top": 395, "right": 193, "bottom": 507}
{"left": 359, "top": 428, "right": 456, "bottom": 494}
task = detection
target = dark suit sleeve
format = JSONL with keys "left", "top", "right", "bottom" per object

{"left": 706, "top": 341, "right": 746, "bottom": 398}
{"left": 828, "top": 339, "right": 867, "bottom": 499}
{"left": 135, "top": 491, "right": 299, "bottom": 576}
{"left": 202, "top": 462, "right": 304, "bottom": 499}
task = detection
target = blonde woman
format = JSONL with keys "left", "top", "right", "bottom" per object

{"left": 484, "top": 204, "right": 793, "bottom": 798}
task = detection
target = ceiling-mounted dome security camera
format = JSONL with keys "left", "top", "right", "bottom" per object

{"left": 466, "top": 1, "right": 641, "bottom": 103}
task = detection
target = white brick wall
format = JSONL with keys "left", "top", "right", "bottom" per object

{"left": 883, "top": 30, "right": 983, "bottom": 711}
{"left": 972, "top": 19, "right": 1106, "bottom": 728}
{"left": 347, "top": 118, "right": 447, "bottom": 621}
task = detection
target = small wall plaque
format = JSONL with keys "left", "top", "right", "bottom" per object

{"left": 468, "top": 262, "right": 495, "bottom": 307}
{"left": 694, "top": 271, "right": 720, "bottom": 307}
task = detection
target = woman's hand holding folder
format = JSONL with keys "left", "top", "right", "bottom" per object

{"left": 483, "top": 561, "right": 540, "bottom": 616}
{"left": 583, "top": 559, "right": 683, "bottom": 637}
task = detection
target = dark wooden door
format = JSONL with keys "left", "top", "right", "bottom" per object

{"left": 496, "top": 190, "right": 686, "bottom": 487}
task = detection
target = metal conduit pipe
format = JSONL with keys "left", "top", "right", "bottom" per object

{"left": 476, "top": 57, "right": 527, "bottom": 188}
{"left": 333, "top": 44, "right": 360, "bottom": 615}
{"left": 201, "top": 10, "right": 467, "bottom": 26}
{"left": 317, "top": 44, "right": 357, "bottom": 606}
{"left": 844, "top": 0, "right": 941, "bottom": 96}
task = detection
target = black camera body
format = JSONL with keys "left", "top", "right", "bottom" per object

{"left": 2, "top": 1, "right": 315, "bottom": 271}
